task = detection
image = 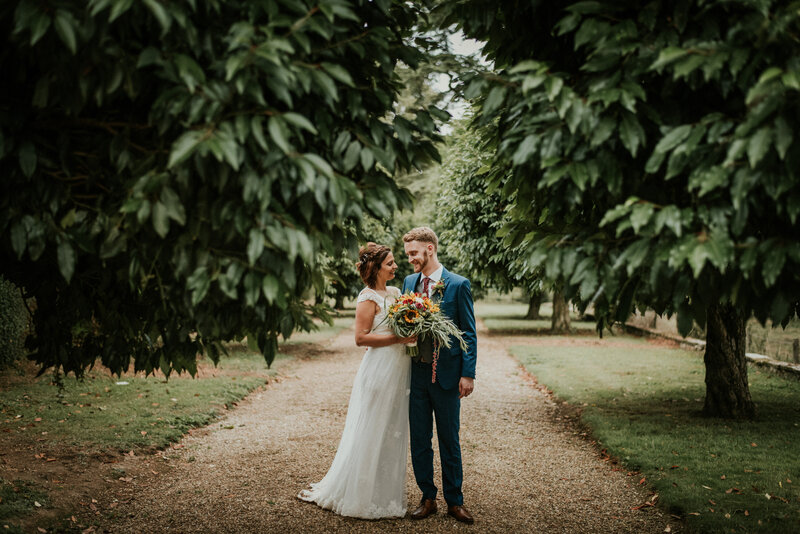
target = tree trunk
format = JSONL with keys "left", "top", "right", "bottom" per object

{"left": 334, "top": 295, "right": 345, "bottom": 310}
{"left": 524, "top": 292, "right": 543, "bottom": 320}
{"left": 551, "top": 288, "right": 571, "bottom": 333}
{"left": 702, "top": 303, "right": 756, "bottom": 419}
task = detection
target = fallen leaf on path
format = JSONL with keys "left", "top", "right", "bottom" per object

{"left": 639, "top": 477, "right": 646, "bottom": 485}
{"left": 720, "top": 475, "right": 726, "bottom": 480}
{"left": 751, "top": 442, "right": 757, "bottom": 447}
{"left": 745, "top": 510, "right": 749, "bottom": 516}
{"left": 34, "top": 501, "right": 41, "bottom": 507}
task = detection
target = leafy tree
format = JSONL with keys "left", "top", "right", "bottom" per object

{"left": 436, "top": 119, "right": 552, "bottom": 322}
{"left": 447, "top": 1, "right": 800, "bottom": 418}
{"left": 1, "top": 0, "right": 442, "bottom": 377}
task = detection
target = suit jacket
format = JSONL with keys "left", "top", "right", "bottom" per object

{"left": 402, "top": 268, "right": 477, "bottom": 389}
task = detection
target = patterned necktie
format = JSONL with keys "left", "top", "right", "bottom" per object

{"left": 422, "top": 277, "right": 431, "bottom": 296}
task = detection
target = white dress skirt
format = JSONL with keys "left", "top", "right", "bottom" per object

{"left": 298, "top": 286, "right": 411, "bottom": 519}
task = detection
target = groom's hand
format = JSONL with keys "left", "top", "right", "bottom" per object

{"left": 458, "top": 377, "right": 474, "bottom": 399}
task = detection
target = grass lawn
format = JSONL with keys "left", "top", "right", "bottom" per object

{"left": 0, "top": 317, "right": 350, "bottom": 531}
{"left": 475, "top": 301, "right": 596, "bottom": 335}
{"left": 0, "top": 317, "right": 350, "bottom": 452}
{"left": 509, "top": 336, "right": 800, "bottom": 534}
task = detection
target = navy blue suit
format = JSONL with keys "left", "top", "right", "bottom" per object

{"left": 402, "top": 268, "right": 477, "bottom": 506}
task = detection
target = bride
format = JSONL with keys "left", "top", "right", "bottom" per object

{"left": 298, "top": 242, "right": 415, "bottom": 519}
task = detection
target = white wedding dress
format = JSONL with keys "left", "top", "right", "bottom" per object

{"left": 298, "top": 286, "right": 411, "bottom": 519}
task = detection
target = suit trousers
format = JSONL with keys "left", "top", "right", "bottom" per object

{"left": 409, "top": 359, "right": 463, "bottom": 506}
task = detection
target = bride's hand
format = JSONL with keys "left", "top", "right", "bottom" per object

{"left": 398, "top": 335, "right": 417, "bottom": 345}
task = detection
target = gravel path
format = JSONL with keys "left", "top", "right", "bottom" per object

{"left": 93, "top": 321, "right": 680, "bottom": 533}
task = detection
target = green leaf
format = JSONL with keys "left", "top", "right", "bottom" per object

{"left": 650, "top": 47, "right": 689, "bottom": 71}
{"left": 151, "top": 201, "right": 169, "bottom": 238}
{"left": 268, "top": 117, "right": 291, "bottom": 153}
{"left": 762, "top": 247, "right": 786, "bottom": 288}
{"left": 187, "top": 267, "right": 211, "bottom": 306}
{"left": 57, "top": 240, "right": 76, "bottom": 283}
{"left": 509, "top": 60, "right": 542, "bottom": 74}
{"left": 53, "top": 10, "right": 77, "bottom": 54}
{"left": 630, "top": 203, "right": 654, "bottom": 233}
{"left": 360, "top": 147, "right": 374, "bottom": 171}
{"left": 262, "top": 275, "right": 279, "bottom": 303}
{"left": 321, "top": 62, "right": 354, "bottom": 87}
{"left": 546, "top": 76, "right": 564, "bottom": 101}
{"left": 591, "top": 116, "right": 616, "bottom": 147}
{"left": 247, "top": 229, "right": 264, "bottom": 265}
{"left": 512, "top": 135, "right": 538, "bottom": 166}
{"left": 10, "top": 222, "right": 27, "bottom": 259}
{"left": 483, "top": 86, "right": 507, "bottom": 115}
{"left": 304, "top": 153, "right": 334, "bottom": 179}
{"left": 343, "top": 141, "right": 360, "bottom": 172}
{"left": 688, "top": 241, "right": 710, "bottom": 278}
{"left": 283, "top": 112, "right": 318, "bottom": 134}
{"left": 142, "top": 0, "right": 172, "bottom": 34}
{"left": 747, "top": 127, "right": 771, "bottom": 168}
{"left": 654, "top": 125, "right": 692, "bottom": 154}
{"left": 619, "top": 112, "right": 644, "bottom": 157}
{"left": 28, "top": 10, "right": 52, "bottom": 46}
{"left": 312, "top": 70, "right": 339, "bottom": 101}
{"left": 160, "top": 187, "right": 186, "bottom": 225}
{"left": 774, "top": 117, "right": 793, "bottom": 160}
{"left": 244, "top": 272, "right": 260, "bottom": 307}
{"left": 251, "top": 116, "right": 268, "bottom": 150}
{"left": 168, "top": 131, "right": 205, "bottom": 168}
{"left": 18, "top": 142, "right": 37, "bottom": 177}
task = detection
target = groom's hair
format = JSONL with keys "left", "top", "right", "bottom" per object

{"left": 403, "top": 227, "right": 438, "bottom": 251}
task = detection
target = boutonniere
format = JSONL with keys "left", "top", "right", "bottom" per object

{"left": 432, "top": 279, "right": 446, "bottom": 297}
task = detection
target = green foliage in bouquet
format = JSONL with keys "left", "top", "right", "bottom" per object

{"left": 385, "top": 292, "right": 467, "bottom": 356}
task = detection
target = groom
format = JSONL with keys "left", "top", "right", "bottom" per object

{"left": 402, "top": 227, "right": 477, "bottom": 524}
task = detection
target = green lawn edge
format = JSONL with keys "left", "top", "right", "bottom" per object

{"left": 507, "top": 337, "right": 800, "bottom": 534}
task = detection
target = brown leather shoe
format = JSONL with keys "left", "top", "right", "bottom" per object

{"left": 410, "top": 498, "right": 437, "bottom": 520}
{"left": 447, "top": 504, "right": 474, "bottom": 524}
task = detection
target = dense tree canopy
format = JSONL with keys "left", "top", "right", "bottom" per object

{"left": 0, "top": 0, "right": 443, "bottom": 376}
{"left": 445, "top": 0, "right": 800, "bottom": 417}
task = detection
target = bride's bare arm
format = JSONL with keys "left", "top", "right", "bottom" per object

{"left": 354, "top": 301, "right": 414, "bottom": 347}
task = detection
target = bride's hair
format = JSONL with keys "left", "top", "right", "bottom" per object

{"left": 356, "top": 242, "right": 391, "bottom": 288}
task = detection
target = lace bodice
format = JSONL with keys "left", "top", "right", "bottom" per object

{"left": 356, "top": 287, "right": 400, "bottom": 335}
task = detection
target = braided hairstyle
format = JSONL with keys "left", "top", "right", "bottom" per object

{"left": 355, "top": 242, "right": 391, "bottom": 289}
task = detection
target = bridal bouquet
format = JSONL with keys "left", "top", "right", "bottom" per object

{"left": 384, "top": 292, "right": 468, "bottom": 382}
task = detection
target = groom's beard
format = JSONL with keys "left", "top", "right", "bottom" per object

{"left": 412, "top": 251, "right": 430, "bottom": 273}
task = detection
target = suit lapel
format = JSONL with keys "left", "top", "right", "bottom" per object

{"left": 435, "top": 268, "right": 451, "bottom": 303}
